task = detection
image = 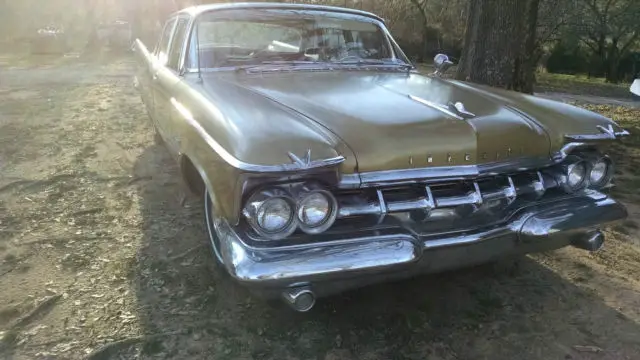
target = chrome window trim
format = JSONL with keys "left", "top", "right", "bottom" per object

{"left": 174, "top": 3, "right": 384, "bottom": 22}
{"left": 155, "top": 17, "right": 179, "bottom": 61}
{"left": 175, "top": 14, "right": 196, "bottom": 75}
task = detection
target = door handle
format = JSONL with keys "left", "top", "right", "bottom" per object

{"left": 152, "top": 72, "right": 159, "bottom": 80}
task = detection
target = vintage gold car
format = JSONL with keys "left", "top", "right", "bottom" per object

{"left": 133, "top": 3, "right": 629, "bottom": 311}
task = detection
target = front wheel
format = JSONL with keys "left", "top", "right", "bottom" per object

{"left": 204, "top": 189, "right": 225, "bottom": 267}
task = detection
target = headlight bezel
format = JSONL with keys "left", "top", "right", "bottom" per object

{"left": 296, "top": 189, "right": 338, "bottom": 235}
{"left": 557, "top": 155, "right": 589, "bottom": 193}
{"left": 242, "top": 183, "right": 338, "bottom": 240}
{"left": 243, "top": 187, "right": 297, "bottom": 241}
{"left": 554, "top": 151, "right": 615, "bottom": 193}
{"left": 587, "top": 155, "right": 614, "bottom": 188}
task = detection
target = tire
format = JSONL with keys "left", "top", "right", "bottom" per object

{"left": 204, "top": 189, "right": 225, "bottom": 267}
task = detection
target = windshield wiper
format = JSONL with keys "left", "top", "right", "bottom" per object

{"left": 260, "top": 60, "right": 322, "bottom": 65}
{"left": 336, "top": 59, "right": 386, "bottom": 65}
{"left": 234, "top": 60, "right": 330, "bottom": 73}
{"left": 233, "top": 59, "right": 414, "bottom": 74}
{"left": 335, "top": 59, "right": 414, "bottom": 72}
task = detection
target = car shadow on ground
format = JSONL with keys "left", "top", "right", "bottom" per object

{"left": 132, "top": 143, "right": 640, "bottom": 360}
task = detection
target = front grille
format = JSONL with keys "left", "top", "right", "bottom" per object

{"left": 334, "top": 170, "right": 557, "bottom": 232}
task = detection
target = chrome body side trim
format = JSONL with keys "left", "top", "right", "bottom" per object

{"left": 171, "top": 98, "right": 345, "bottom": 172}
{"left": 212, "top": 191, "right": 627, "bottom": 298}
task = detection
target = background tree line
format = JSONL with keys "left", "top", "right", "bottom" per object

{"left": 2, "top": 0, "right": 639, "bottom": 84}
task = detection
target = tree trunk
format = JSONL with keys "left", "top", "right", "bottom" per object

{"left": 455, "top": 0, "right": 540, "bottom": 94}
{"left": 606, "top": 59, "right": 620, "bottom": 83}
{"left": 604, "top": 40, "right": 620, "bottom": 83}
{"left": 421, "top": 25, "right": 429, "bottom": 62}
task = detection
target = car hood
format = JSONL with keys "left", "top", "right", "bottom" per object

{"left": 225, "top": 71, "right": 557, "bottom": 173}
{"left": 207, "top": 71, "right": 623, "bottom": 174}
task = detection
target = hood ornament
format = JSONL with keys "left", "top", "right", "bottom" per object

{"left": 448, "top": 101, "right": 476, "bottom": 119}
{"left": 409, "top": 95, "right": 476, "bottom": 120}
{"left": 288, "top": 149, "right": 313, "bottom": 168}
{"left": 564, "top": 124, "right": 630, "bottom": 141}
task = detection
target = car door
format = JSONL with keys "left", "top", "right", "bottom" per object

{"left": 149, "top": 17, "right": 177, "bottom": 142}
{"left": 154, "top": 16, "right": 191, "bottom": 155}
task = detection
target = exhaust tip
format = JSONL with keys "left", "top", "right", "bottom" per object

{"left": 282, "top": 287, "right": 316, "bottom": 312}
{"left": 573, "top": 230, "right": 605, "bottom": 252}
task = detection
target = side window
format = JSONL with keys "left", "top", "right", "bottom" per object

{"left": 156, "top": 18, "right": 177, "bottom": 65}
{"left": 167, "top": 18, "right": 189, "bottom": 71}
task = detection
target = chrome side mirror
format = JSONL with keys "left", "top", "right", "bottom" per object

{"left": 433, "top": 53, "right": 454, "bottom": 77}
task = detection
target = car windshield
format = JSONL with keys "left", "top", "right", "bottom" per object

{"left": 189, "top": 9, "right": 409, "bottom": 69}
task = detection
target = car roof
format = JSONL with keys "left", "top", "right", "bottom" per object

{"left": 173, "top": 2, "right": 383, "bottom": 22}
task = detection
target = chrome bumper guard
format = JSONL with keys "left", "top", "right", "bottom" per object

{"left": 215, "top": 190, "right": 626, "bottom": 299}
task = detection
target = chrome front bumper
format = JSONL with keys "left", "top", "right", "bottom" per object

{"left": 215, "top": 191, "right": 627, "bottom": 300}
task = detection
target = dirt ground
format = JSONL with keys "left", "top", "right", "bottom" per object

{"left": 1, "top": 53, "right": 640, "bottom": 360}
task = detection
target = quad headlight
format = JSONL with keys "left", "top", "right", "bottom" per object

{"left": 257, "top": 198, "right": 294, "bottom": 233}
{"left": 554, "top": 153, "right": 614, "bottom": 194}
{"left": 566, "top": 161, "right": 588, "bottom": 189}
{"left": 588, "top": 156, "right": 613, "bottom": 188}
{"left": 243, "top": 184, "right": 338, "bottom": 240}
{"left": 243, "top": 188, "right": 297, "bottom": 240}
{"left": 557, "top": 156, "right": 588, "bottom": 193}
{"left": 296, "top": 190, "right": 338, "bottom": 234}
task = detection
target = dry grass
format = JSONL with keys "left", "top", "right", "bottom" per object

{"left": 535, "top": 72, "right": 635, "bottom": 99}
{"left": 0, "top": 53, "right": 639, "bottom": 359}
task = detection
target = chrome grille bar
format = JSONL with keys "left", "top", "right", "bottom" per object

{"left": 513, "top": 171, "right": 546, "bottom": 199}
{"left": 436, "top": 182, "right": 483, "bottom": 207}
{"left": 481, "top": 176, "right": 517, "bottom": 204}
{"left": 376, "top": 189, "right": 388, "bottom": 224}
{"left": 386, "top": 185, "right": 435, "bottom": 213}
{"left": 336, "top": 173, "right": 546, "bottom": 220}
